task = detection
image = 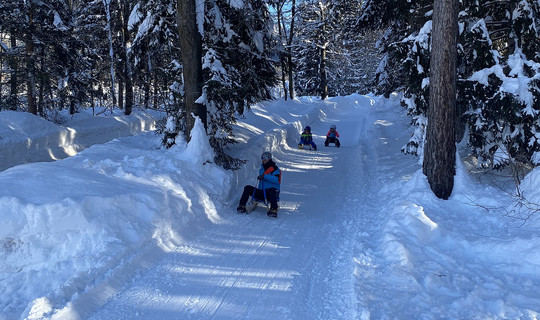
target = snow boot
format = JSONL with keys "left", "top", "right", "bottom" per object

{"left": 237, "top": 205, "right": 247, "bottom": 213}
{"left": 267, "top": 208, "right": 278, "bottom": 218}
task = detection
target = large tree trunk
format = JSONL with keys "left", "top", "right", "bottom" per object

{"left": 423, "top": 0, "right": 459, "bottom": 199}
{"left": 177, "top": 0, "right": 206, "bottom": 138}
{"left": 177, "top": 0, "right": 207, "bottom": 139}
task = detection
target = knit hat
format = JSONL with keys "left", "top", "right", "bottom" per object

{"left": 261, "top": 151, "right": 272, "bottom": 159}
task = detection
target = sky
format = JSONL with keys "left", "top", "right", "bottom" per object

{"left": 1, "top": 94, "right": 540, "bottom": 320}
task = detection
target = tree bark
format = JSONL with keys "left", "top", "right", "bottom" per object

{"left": 9, "top": 31, "right": 17, "bottom": 110}
{"left": 120, "top": 0, "right": 133, "bottom": 115}
{"left": 320, "top": 45, "right": 328, "bottom": 100}
{"left": 287, "top": 0, "right": 296, "bottom": 100}
{"left": 38, "top": 47, "right": 45, "bottom": 115}
{"left": 276, "top": 4, "right": 288, "bottom": 100}
{"left": 103, "top": 0, "right": 117, "bottom": 110}
{"left": 177, "top": 0, "right": 206, "bottom": 139}
{"left": 318, "top": 3, "right": 328, "bottom": 100}
{"left": 423, "top": 0, "right": 459, "bottom": 199}
{"left": 144, "top": 53, "right": 150, "bottom": 108}
{"left": 25, "top": 9, "right": 36, "bottom": 115}
{"left": 118, "top": 77, "right": 124, "bottom": 110}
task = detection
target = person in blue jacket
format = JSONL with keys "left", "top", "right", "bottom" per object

{"left": 237, "top": 151, "right": 281, "bottom": 217}
{"left": 298, "top": 126, "right": 317, "bottom": 150}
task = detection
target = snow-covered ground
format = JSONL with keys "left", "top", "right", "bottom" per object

{"left": 1, "top": 95, "right": 540, "bottom": 320}
{"left": 0, "top": 107, "right": 160, "bottom": 171}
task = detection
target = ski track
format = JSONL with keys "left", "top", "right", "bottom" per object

{"left": 84, "top": 95, "right": 411, "bottom": 319}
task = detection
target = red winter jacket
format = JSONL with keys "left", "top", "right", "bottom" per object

{"left": 326, "top": 130, "right": 340, "bottom": 138}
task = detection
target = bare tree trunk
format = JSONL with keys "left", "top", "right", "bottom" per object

{"left": 9, "top": 31, "right": 18, "bottom": 110}
{"left": 118, "top": 77, "right": 124, "bottom": 110}
{"left": 177, "top": 0, "right": 206, "bottom": 138}
{"left": 119, "top": 0, "right": 133, "bottom": 115}
{"left": 153, "top": 71, "right": 158, "bottom": 108}
{"left": 423, "top": 0, "right": 459, "bottom": 199}
{"left": 320, "top": 45, "right": 328, "bottom": 100}
{"left": 103, "top": 0, "right": 117, "bottom": 111}
{"left": 144, "top": 52, "right": 151, "bottom": 108}
{"left": 276, "top": 4, "right": 288, "bottom": 100}
{"left": 318, "top": 3, "right": 328, "bottom": 100}
{"left": 124, "top": 72, "right": 133, "bottom": 115}
{"left": 38, "top": 47, "right": 45, "bottom": 115}
{"left": 25, "top": 8, "right": 36, "bottom": 115}
{"left": 287, "top": 0, "right": 296, "bottom": 100}
{"left": 287, "top": 54, "right": 294, "bottom": 99}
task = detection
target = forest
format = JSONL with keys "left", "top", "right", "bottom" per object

{"left": 0, "top": 0, "right": 539, "bottom": 175}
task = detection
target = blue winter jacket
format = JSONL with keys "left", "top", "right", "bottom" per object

{"left": 258, "top": 161, "right": 281, "bottom": 191}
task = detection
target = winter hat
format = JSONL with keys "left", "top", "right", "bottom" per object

{"left": 330, "top": 124, "right": 336, "bottom": 130}
{"left": 261, "top": 151, "right": 272, "bottom": 160}
{"left": 305, "top": 126, "right": 311, "bottom": 131}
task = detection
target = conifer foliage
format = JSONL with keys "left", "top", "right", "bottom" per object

{"left": 360, "top": 0, "right": 540, "bottom": 170}
{"left": 293, "top": 0, "right": 366, "bottom": 98}
{"left": 198, "top": 0, "right": 277, "bottom": 169}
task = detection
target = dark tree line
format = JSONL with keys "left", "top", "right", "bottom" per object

{"left": 0, "top": 0, "right": 182, "bottom": 118}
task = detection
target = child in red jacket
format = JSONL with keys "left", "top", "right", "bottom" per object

{"left": 324, "top": 124, "right": 340, "bottom": 147}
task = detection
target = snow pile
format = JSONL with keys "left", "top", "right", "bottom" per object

{"left": 0, "top": 124, "right": 228, "bottom": 319}
{"left": 0, "top": 108, "right": 161, "bottom": 171}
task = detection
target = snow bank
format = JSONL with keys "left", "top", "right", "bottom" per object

{"left": 0, "top": 123, "right": 228, "bottom": 319}
{"left": 0, "top": 108, "right": 161, "bottom": 171}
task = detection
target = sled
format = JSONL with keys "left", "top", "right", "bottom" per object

{"left": 246, "top": 198, "right": 266, "bottom": 214}
{"left": 298, "top": 144, "right": 314, "bottom": 151}
{"left": 246, "top": 182, "right": 280, "bottom": 214}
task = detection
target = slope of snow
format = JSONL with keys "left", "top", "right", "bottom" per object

{"left": 1, "top": 95, "right": 539, "bottom": 320}
{"left": 0, "top": 108, "right": 160, "bottom": 171}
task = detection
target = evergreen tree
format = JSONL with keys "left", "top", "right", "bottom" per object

{"left": 462, "top": 0, "right": 540, "bottom": 168}
{"left": 201, "top": 0, "right": 277, "bottom": 169}
{"left": 294, "top": 0, "right": 369, "bottom": 98}
{"left": 294, "top": 0, "right": 335, "bottom": 98}
{"left": 360, "top": 0, "right": 540, "bottom": 170}
{"left": 0, "top": 0, "right": 26, "bottom": 110}
{"left": 129, "top": 0, "right": 182, "bottom": 111}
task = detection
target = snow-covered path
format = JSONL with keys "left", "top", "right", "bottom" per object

{"left": 9, "top": 94, "right": 539, "bottom": 320}
{"left": 79, "top": 96, "right": 386, "bottom": 319}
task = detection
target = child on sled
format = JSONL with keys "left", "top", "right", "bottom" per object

{"left": 298, "top": 126, "right": 317, "bottom": 150}
{"left": 237, "top": 151, "right": 281, "bottom": 218}
{"left": 324, "top": 124, "right": 340, "bottom": 147}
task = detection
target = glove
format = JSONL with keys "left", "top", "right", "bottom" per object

{"left": 257, "top": 175, "right": 264, "bottom": 180}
